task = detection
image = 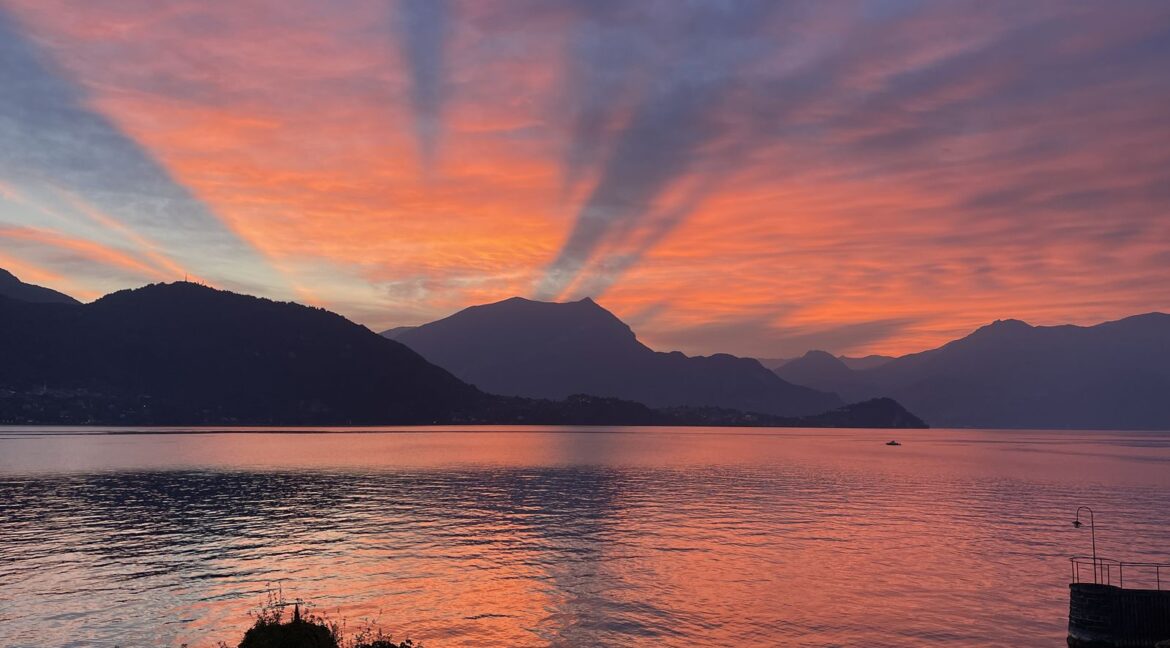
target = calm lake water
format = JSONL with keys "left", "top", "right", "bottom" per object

{"left": 1, "top": 427, "right": 1169, "bottom": 647}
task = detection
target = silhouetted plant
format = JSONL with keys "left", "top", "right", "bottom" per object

{"left": 233, "top": 586, "right": 419, "bottom": 648}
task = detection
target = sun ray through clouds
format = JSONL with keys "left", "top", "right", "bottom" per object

{"left": 0, "top": 0, "right": 1167, "bottom": 356}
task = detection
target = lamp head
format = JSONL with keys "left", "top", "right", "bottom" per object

{"left": 1073, "top": 520, "right": 1083, "bottom": 528}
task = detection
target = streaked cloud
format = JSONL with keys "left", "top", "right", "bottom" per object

{"left": 536, "top": 0, "right": 776, "bottom": 300}
{"left": 0, "top": 223, "right": 166, "bottom": 281}
{"left": 0, "top": 6, "right": 289, "bottom": 295}
{"left": 396, "top": 0, "right": 450, "bottom": 175}
{"left": 0, "top": 0, "right": 1168, "bottom": 356}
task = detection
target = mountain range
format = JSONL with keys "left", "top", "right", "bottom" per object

{"left": 389, "top": 297, "right": 842, "bottom": 417}
{"left": 0, "top": 270, "right": 920, "bottom": 428}
{"left": 391, "top": 294, "right": 1170, "bottom": 430}
{"left": 774, "top": 316, "right": 1170, "bottom": 429}
{"left": 8, "top": 266, "right": 1165, "bottom": 430}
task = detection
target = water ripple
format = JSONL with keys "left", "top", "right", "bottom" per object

{"left": 1, "top": 427, "right": 1169, "bottom": 647}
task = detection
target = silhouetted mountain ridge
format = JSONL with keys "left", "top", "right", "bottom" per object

{"left": 774, "top": 350, "right": 876, "bottom": 403}
{"left": 776, "top": 313, "right": 1170, "bottom": 429}
{"left": 0, "top": 268, "right": 79, "bottom": 304}
{"left": 782, "top": 350, "right": 855, "bottom": 381}
{"left": 0, "top": 283, "right": 921, "bottom": 428}
{"left": 0, "top": 282, "right": 476, "bottom": 424}
{"left": 393, "top": 296, "right": 843, "bottom": 417}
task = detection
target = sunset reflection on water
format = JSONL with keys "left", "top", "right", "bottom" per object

{"left": 2, "top": 427, "right": 1169, "bottom": 647}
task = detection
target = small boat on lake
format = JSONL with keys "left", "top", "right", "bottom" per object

{"left": 886, "top": 440, "right": 901, "bottom": 446}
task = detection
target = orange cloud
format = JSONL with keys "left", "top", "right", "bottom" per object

{"left": 2, "top": 0, "right": 1168, "bottom": 357}
{"left": 53, "top": 188, "right": 191, "bottom": 281}
{"left": 0, "top": 225, "right": 167, "bottom": 281}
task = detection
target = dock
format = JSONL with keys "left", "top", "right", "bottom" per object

{"left": 1068, "top": 557, "right": 1170, "bottom": 648}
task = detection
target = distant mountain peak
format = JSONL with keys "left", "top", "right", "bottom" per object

{"left": 773, "top": 348, "right": 866, "bottom": 401}
{"left": 488, "top": 296, "right": 629, "bottom": 329}
{"left": 788, "top": 349, "right": 851, "bottom": 370}
{"left": 484, "top": 295, "right": 604, "bottom": 311}
{"left": 394, "top": 295, "right": 842, "bottom": 417}
{"left": 969, "top": 318, "right": 1033, "bottom": 339}
{"left": 400, "top": 294, "right": 642, "bottom": 354}
{"left": 782, "top": 350, "right": 854, "bottom": 376}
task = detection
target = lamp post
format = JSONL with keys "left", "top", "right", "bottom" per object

{"left": 1074, "top": 506, "right": 1097, "bottom": 583}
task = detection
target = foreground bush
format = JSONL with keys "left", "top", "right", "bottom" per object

{"left": 231, "top": 589, "right": 418, "bottom": 648}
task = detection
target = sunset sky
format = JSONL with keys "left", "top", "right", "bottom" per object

{"left": 1, "top": 0, "right": 1168, "bottom": 358}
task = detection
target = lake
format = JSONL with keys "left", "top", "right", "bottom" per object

{"left": 2, "top": 427, "right": 1169, "bottom": 647}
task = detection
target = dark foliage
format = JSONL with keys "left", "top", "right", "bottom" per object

{"left": 238, "top": 617, "right": 337, "bottom": 648}
{"left": 232, "top": 590, "right": 417, "bottom": 648}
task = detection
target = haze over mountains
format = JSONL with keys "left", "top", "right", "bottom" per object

{"left": 389, "top": 297, "right": 841, "bottom": 417}
{"left": 775, "top": 315, "right": 1170, "bottom": 429}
